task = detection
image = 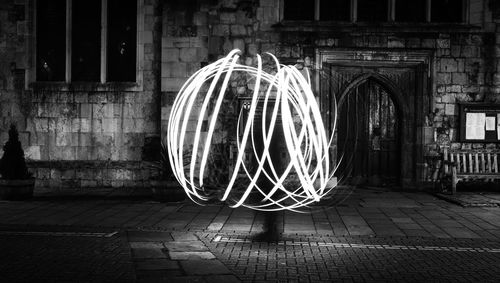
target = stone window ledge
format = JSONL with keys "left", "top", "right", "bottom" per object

{"left": 273, "top": 21, "right": 482, "bottom": 33}
{"left": 29, "top": 82, "right": 142, "bottom": 92}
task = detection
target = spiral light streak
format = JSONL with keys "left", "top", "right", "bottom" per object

{"left": 167, "top": 49, "right": 337, "bottom": 211}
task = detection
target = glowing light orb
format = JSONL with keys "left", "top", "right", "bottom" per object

{"left": 167, "top": 49, "right": 337, "bottom": 211}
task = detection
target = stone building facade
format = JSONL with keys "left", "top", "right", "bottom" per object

{"left": 0, "top": 0, "right": 499, "bottom": 190}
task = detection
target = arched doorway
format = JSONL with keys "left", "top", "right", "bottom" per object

{"left": 337, "top": 77, "right": 401, "bottom": 187}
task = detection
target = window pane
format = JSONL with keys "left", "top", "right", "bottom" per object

{"left": 431, "top": 0, "right": 463, "bottom": 22}
{"left": 395, "top": 0, "right": 426, "bottom": 22}
{"left": 108, "top": 0, "right": 137, "bottom": 82}
{"left": 284, "top": 0, "right": 314, "bottom": 20}
{"left": 72, "top": 0, "right": 101, "bottom": 81}
{"left": 320, "top": 0, "right": 350, "bottom": 21}
{"left": 36, "top": 0, "right": 65, "bottom": 81}
{"left": 357, "top": 0, "right": 388, "bottom": 22}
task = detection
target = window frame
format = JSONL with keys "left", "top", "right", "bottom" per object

{"left": 279, "top": 0, "right": 469, "bottom": 24}
{"left": 29, "top": 0, "right": 144, "bottom": 91}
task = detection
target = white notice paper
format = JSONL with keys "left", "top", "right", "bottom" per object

{"left": 465, "top": 113, "right": 486, "bottom": 140}
{"left": 498, "top": 114, "right": 500, "bottom": 140}
{"left": 486, "top": 116, "right": 496, "bottom": 131}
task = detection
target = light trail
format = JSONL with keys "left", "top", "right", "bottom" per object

{"left": 167, "top": 49, "right": 338, "bottom": 211}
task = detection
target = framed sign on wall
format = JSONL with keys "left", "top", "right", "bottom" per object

{"left": 459, "top": 103, "right": 500, "bottom": 143}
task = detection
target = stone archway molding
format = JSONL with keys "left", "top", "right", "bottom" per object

{"left": 315, "top": 48, "right": 434, "bottom": 188}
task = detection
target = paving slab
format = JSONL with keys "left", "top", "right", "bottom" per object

{"left": 132, "top": 247, "right": 167, "bottom": 259}
{"left": 128, "top": 231, "right": 174, "bottom": 242}
{"left": 164, "top": 241, "right": 209, "bottom": 252}
{"left": 169, "top": 251, "right": 216, "bottom": 260}
{"left": 135, "top": 259, "right": 180, "bottom": 270}
{"left": 180, "top": 259, "right": 231, "bottom": 275}
{"left": 130, "top": 242, "right": 165, "bottom": 249}
{"left": 204, "top": 275, "right": 241, "bottom": 283}
{"left": 171, "top": 231, "right": 199, "bottom": 241}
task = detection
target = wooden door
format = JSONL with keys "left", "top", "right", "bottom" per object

{"left": 337, "top": 79, "right": 400, "bottom": 186}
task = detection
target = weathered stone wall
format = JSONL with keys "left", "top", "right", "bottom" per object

{"left": 0, "top": 0, "right": 29, "bottom": 146}
{"left": 0, "top": 0, "right": 498, "bottom": 190}
{"left": 0, "top": 0, "right": 158, "bottom": 190}
{"left": 161, "top": 0, "right": 500, "bottom": 186}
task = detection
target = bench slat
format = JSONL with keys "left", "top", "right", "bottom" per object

{"left": 481, "top": 153, "right": 486, "bottom": 173}
{"left": 475, "top": 153, "right": 479, "bottom": 173}
{"left": 487, "top": 153, "right": 492, "bottom": 173}
{"left": 468, "top": 153, "right": 473, "bottom": 173}
{"left": 462, "top": 153, "right": 466, "bottom": 173}
{"left": 494, "top": 154, "right": 498, "bottom": 173}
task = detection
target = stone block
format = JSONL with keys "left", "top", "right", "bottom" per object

{"left": 161, "top": 78, "right": 186, "bottom": 92}
{"left": 25, "top": 145, "right": 40, "bottom": 160}
{"left": 405, "top": 38, "right": 420, "bottom": 48}
{"left": 193, "top": 12, "right": 208, "bottom": 26}
{"left": 440, "top": 58, "right": 458, "bottom": 72}
{"left": 451, "top": 46, "right": 461, "bottom": 58}
{"left": 232, "top": 38, "right": 245, "bottom": 52}
{"left": 220, "top": 12, "right": 236, "bottom": 24}
{"left": 102, "top": 118, "right": 118, "bottom": 133}
{"left": 80, "top": 103, "right": 91, "bottom": 118}
{"left": 445, "top": 85, "right": 461, "bottom": 93}
{"left": 230, "top": 24, "right": 246, "bottom": 36}
{"left": 437, "top": 38, "right": 450, "bottom": 49}
{"left": 163, "top": 48, "right": 179, "bottom": 62}
{"left": 451, "top": 73, "right": 467, "bottom": 84}
{"left": 143, "top": 30, "right": 153, "bottom": 43}
{"left": 441, "top": 94, "right": 455, "bottom": 103}
{"left": 197, "top": 47, "right": 208, "bottom": 62}
{"left": 74, "top": 93, "right": 88, "bottom": 103}
{"left": 80, "top": 119, "right": 90, "bottom": 133}
{"left": 421, "top": 39, "right": 436, "bottom": 48}
{"left": 445, "top": 104, "right": 456, "bottom": 115}
{"left": 388, "top": 37, "right": 404, "bottom": 48}
{"left": 56, "top": 132, "right": 71, "bottom": 146}
{"left": 461, "top": 46, "right": 478, "bottom": 57}
{"left": 34, "top": 118, "right": 49, "bottom": 132}
{"left": 436, "top": 73, "right": 451, "bottom": 85}
{"left": 212, "top": 24, "right": 230, "bottom": 36}
{"left": 91, "top": 119, "right": 103, "bottom": 133}
{"left": 179, "top": 48, "right": 198, "bottom": 62}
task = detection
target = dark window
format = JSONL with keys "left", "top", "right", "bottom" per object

{"left": 72, "top": 0, "right": 101, "bottom": 81}
{"left": 36, "top": 0, "right": 66, "bottom": 81}
{"left": 431, "top": 0, "right": 463, "bottom": 22}
{"left": 284, "top": 0, "right": 314, "bottom": 20}
{"left": 395, "top": 0, "right": 426, "bottom": 22}
{"left": 107, "top": 0, "right": 137, "bottom": 82}
{"left": 357, "top": 0, "right": 388, "bottom": 22}
{"left": 320, "top": 0, "right": 350, "bottom": 21}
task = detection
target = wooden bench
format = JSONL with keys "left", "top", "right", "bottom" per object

{"left": 439, "top": 148, "right": 500, "bottom": 194}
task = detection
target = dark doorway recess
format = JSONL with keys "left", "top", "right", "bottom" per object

{"left": 337, "top": 79, "right": 400, "bottom": 187}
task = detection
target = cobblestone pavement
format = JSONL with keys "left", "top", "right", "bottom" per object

{"left": 2, "top": 189, "right": 500, "bottom": 239}
{"left": 1, "top": 188, "right": 500, "bottom": 282}
{"left": 199, "top": 232, "right": 500, "bottom": 282}
{"left": 0, "top": 227, "right": 134, "bottom": 282}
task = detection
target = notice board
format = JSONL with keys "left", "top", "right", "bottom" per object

{"left": 459, "top": 103, "right": 500, "bottom": 143}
